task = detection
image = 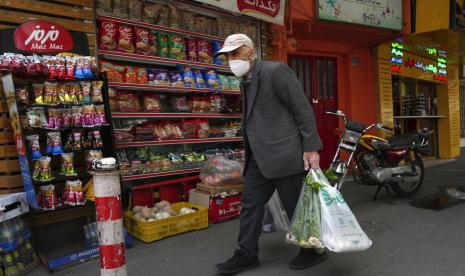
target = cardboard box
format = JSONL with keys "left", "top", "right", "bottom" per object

{"left": 189, "top": 189, "right": 241, "bottom": 223}
{"left": 0, "top": 192, "right": 29, "bottom": 222}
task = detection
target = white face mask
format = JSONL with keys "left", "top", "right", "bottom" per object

{"left": 229, "top": 59, "right": 250, "bottom": 77}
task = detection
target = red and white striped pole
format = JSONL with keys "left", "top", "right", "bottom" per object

{"left": 93, "top": 171, "right": 127, "bottom": 276}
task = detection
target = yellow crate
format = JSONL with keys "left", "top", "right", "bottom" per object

{"left": 124, "top": 202, "right": 208, "bottom": 243}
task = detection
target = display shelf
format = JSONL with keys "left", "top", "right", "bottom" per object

{"left": 99, "top": 50, "right": 230, "bottom": 72}
{"left": 111, "top": 112, "right": 242, "bottom": 119}
{"left": 116, "top": 137, "right": 243, "bottom": 148}
{"left": 122, "top": 168, "right": 202, "bottom": 181}
{"left": 97, "top": 15, "right": 225, "bottom": 42}
{"left": 107, "top": 82, "right": 241, "bottom": 95}
{"left": 394, "top": 115, "right": 445, "bottom": 119}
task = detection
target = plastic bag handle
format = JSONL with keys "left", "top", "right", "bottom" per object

{"left": 308, "top": 168, "right": 332, "bottom": 188}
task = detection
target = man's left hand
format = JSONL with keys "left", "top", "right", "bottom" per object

{"left": 303, "top": 151, "right": 320, "bottom": 171}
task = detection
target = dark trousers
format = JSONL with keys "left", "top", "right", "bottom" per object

{"left": 237, "top": 157, "right": 305, "bottom": 258}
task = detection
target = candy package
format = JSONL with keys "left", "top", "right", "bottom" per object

{"left": 143, "top": 95, "right": 161, "bottom": 112}
{"left": 26, "top": 134, "right": 42, "bottom": 160}
{"left": 46, "top": 131, "right": 63, "bottom": 155}
{"left": 170, "top": 71, "right": 184, "bottom": 87}
{"left": 60, "top": 153, "right": 77, "bottom": 176}
{"left": 203, "top": 69, "right": 221, "bottom": 90}
{"left": 91, "top": 81, "right": 104, "bottom": 103}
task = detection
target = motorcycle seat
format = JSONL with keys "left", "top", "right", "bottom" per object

{"left": 387, "top": 133, "right": 422, "bottom": 149}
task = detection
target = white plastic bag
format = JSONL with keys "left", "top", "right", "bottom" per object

{"left": 315, "top": 169, "right": 372, "bottom": 253}
{"left": 263, "top": 191, "right": 290, "bottom": 233}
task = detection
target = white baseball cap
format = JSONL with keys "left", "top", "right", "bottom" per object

{"left": 215, "top": 34, "right": 254, "bottom": 57}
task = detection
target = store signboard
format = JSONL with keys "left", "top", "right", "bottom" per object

{"left": 195, "top": 0, "right": 285, "bottom": 25}
{"left": 13, "top": 21, "right": 73, "bottom": 53}
{"left": 318, "top": 0, "right": 403, "bottom": 30}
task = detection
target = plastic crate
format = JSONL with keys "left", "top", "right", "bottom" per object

{"left": 124, "top": 202, "right": 208, "bottom": 243}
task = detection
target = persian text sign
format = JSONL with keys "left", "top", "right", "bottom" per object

{"left": 195, "top": 0, "right": 285, "bottom": 25}
{"left": 318, "top": 0, "right": 402, "bottom": 30}
{"left": 14, "top": 21, "right": 73, "bottom": 53}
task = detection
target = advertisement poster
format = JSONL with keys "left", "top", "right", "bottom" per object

{"left": 318, "top": 0, "right": 403, "bottom": 30}
{"left": 195, "top": 0, "right": 285, "bottom": 25}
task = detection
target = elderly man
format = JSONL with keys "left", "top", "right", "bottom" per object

{"left": 214, "top": 34, "right": 327, "bottom": 274}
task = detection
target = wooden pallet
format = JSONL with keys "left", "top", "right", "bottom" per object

{"left": 196, "top": 183, "right": 243, "bottom": 196}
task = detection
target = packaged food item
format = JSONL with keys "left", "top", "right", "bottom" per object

{"left": 46, "top": 131, "right": 63, "bottom": 155}
{"left": 194, "top": 16, "right": 208, "bottom": 34}
{"left": 112, "top": 0, "right": 128, "bottom": 18}
{"left": 92, "top": 130, "right": 104, "bottom": 148}
{"left": 185, "top": 39, "right": 197, "bottom": 62}
{"left": 163, "top": 121, "right": 183, "bottom": 139}
{"left": 183, "top": 11, "right": 196, "bottom": 32}
{"left": 16, "top": 87, "right": 29, "bottom": 106}
{"left": 62, "top": 109, "right": 72, "bottom": 129}
{"left": 206, "top": 17, "right": 218, "bottom": 36}
{"left": 157, "top": 33, "right": 169, "bottom": 58}
{"left": 153, "top": 123, "right": 168, "bottom": 140}
{"left": 168, "top": 34, "right": 186, "bottom": 60}
{"left": 32, "top": 83, "right": 44, "bottom": 105}
{"left": 135, "top": 67, "right": 148, "bottom": 84}
{"left": 65, "top": 82, "right": 80, "bottom": 104}
{"left": 117, "top": 92, "right": 140, "bottom": 111}
{"left": 168, "top": 4, "right": 182, "bottom": 28}
{"left": 124, "top": 66, "right": 137, "bottom": 83}
{"left": 170, "top": 71, "right": 184, "bottom": 87}
{"left": 149, "top": 69, "right": 170, "bottom": 86}
{"left": 86, "top": 150, "right": 103, "bottom": 170}
{"left": 212, "top": 41, "right": 228, "bottom": 65}
{"left": 43, "top": 82, "right": 57, "bottom": 105}
{"left": 91, "top": 81, "right": 104, "bottom": 103}
{"left": 56, "top": 56, "right": 66, "bottom": 80}
{"left": 135, "top": 26, "right": 155, "bottom": 55}
{"left": 96, "top": 0, "right": 112, "bottom": 15}
{"left": 197, "top": 40, "right": 213, "bottom": 63}
{"left": 117, "top": 24, "right": 135, "bottom": 53}
{"left": 60, "top": 153, "right": 77, "bottom": 176}
{"left": 194, "top": 69, "right": 206, "bottom": 88}
{"left": 80, "top": 81, "right": 92, "bottom": 104}
{"left": 197, "top": 119, "right": 210, "bottom": 139}
{"left": 98, "top": 19, "right": 118, "bottom": 51}
{"left": 170, "top": 96, "right": 189, "bottom": 112}
{"left": 211, "top": 94, "right": 221, "bottom": 113}
{"left": 82, "top": 105, "right": 96, "bottom": 127}
{"left": 62, "top": 180, "right": 85, "bottom": 206}
{"left": 128, "top": 0, "right": 143, "bottom": 20}
{"left": 180, "top": 66, "right": 195, "bottom": 87}
{"left": 72, "top": 106, "right": 83, "bottom": 128}
{"left": 182, "top": 119, "right": 197, "bottom": 139}
{"left": 142, "top": 3, "right": 160, "bottom": 24}
{"left": 218, "top": 74, "right": 230, "bottom": 90}
{"left": 74, "top": 56, "right": 95, "bottom": 79}
{"left": 84, "top": 131, "right": 93, "bottom": 149}
{"left": 45, "top": 109, "right": 62, "bottom": 130}
{"left": 26, "top": 134, "right": 42, "bottom": 160}
{"left": 143, "top": 95, "right": 160, "bottom": 112}
{"left": 27, "top": 108, "right": 47, "bottom": 128}
{"left": 37, "top": 184, "right": 59, "bottom": 210}
{"left": 203, "top": 69, "right": 221, "bottom": 90}
{"left": 229, "top": 76, "right": 241, "bottom": 91}
{"left": 100, "top": 61, "right": 125, "bottom": 83}
{"left": 157, "top": 5, "right": 169, "bottom": 26}
{"left": 44, "top": 56, "right": 58, "bottom": 80}
{"left": 65, "top": 56, "right": 77, "bottom": 80}
{"left": 95, "top": 105, "right": 108, "bottom": 125}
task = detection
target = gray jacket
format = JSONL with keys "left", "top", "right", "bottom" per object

{"left": 242, "top": 60, "right": 323, "bottom": 179}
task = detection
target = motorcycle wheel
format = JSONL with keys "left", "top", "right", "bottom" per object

{"left": 390, "top": 156, "right": 424, "bottom": 197}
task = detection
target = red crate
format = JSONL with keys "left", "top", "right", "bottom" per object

{"left": 189, "top": 189, "right": 241, "bottom": 223}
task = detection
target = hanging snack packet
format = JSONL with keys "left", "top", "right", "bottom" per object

{"left": 168, "top": 34, "right": 186, "bottom": 60}
{"left": 27, "top": 108, "right": 47, "bottom": 128}
{"left": 65, "top": 56, "right": 76, "bottom": 80}
{"left": 44, "top": 56, "right": 58, "bottom": 80}
{"left": 203, "top": 69, "right": 221, "bottom": 90}
{"left": 62, "top": 109, "right": 72, "bottom": 129}
{"left": 46, "top": 131, "right": 64, "bottom": 156}
{"left": 43, "top": 82, "right": 56, "bottom": 105}
{"left": 72, "top": 131, "right": 84, "bottom": 151}
{"left": 92, "top": 130, "right": 104, "bottom": 148}
{"left": 80, "top": 81, "right": 92, "bottom": 104}
{"left": 60, "top": 153, "right": 77, "bottom": 176}
{"left": 26, "top": 134, "right": 42, "bottom": 160}
{"left": 32, "top": 83, "right": 44, "bottom": 105}
{"left": 16, "top": 87, "right": 29, "bottom": 106}
{"left": 157, "top": 33, "right": 169, "bottom": 58}
{"left": 44, "top": 109, "right": 57, "bottom": 129}
{"left": 86, "top": 150, "right": 103, "bottom": 170}
{"left": 82, "top": 105, "right": 96, "bottom": 127}
{"left": 34, "top": 159, "right": 53, "bottom": 182}
{"left": 95, "top": 105, "right": 108, "bottom": 126}
{"left": 194, "top": 69, "right": 206, "bottom": 88}
{"left": 91, "top": 81, "right": 104, "bottom": 103}
{"left": 72, "top": 106, "right": 83, "bottom": 127}
{"left": 57, "top": 56, "right": 66, "bottom": 79}
{"left": 67, "top": 82, "right": 80, "bottom": 104}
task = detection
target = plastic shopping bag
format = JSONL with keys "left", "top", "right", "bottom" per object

{"left": 317, "top": 169, "right": 373, "bottom": 253}
{"left": 285, "top": 169, "right": 324, "bottom": 249}
{"left": 263, "top": 191, "right": 290, "bottom": 233}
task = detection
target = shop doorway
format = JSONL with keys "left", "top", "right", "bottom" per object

{"left": 289, "top": 55, "right": 339, "bottom": 169}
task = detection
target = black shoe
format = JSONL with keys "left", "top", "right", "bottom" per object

{"left": 289, "top": 248, "right": 328, "bottom": 270}
{"left": 214, "top": 250, "right": 259, "bottom": 275}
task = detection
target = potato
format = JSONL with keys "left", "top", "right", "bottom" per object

{"left": 140, "top": 207, "right": 152, "bottom": 219}
{"left": 133, "top": 206, "right": 143, "bottom": 213}
{"left": 159, "top": 200, "right": 170, "bottom": 208}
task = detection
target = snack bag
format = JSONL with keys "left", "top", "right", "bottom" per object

{"left": 80, "top": 81, "right": 92, "bottom": 104}
{"left": 229, "top": 76, "right": 241, "bottom": 91}
{"left": 143, "top": 95, "right": 160, "bottom": 112}
{"left": 67, "top": 82, "right": 81, "bottom": 104}
{"left": 124, "top": 66, "right": 138, "bottom": 83}
{"left": 135, "top": 67, "right": 148, "bottom": 84}
{"left": 26, "top": 134, "right": 42, "bottom": 160}
{"left": 32, "top": 83, "right": 44, "bottom": 105}
{"left": 82, "top": 105, "right": 96, "bottom": 127}
{"left": 170, "top": 71, "right": 184, "bottom": 87}
{"left": 186, "top": 39, "right": 197, "bottom": 62}
{"left": 180, "top": 66, "right": 195, "bottom": 87}
{"left": 71, "top": 106, "right": 83, "bottom": 128}
{"left": 91, "top": 81, "right": 104, "bottom": 103}
{"left": 60, "top": 153, "right": 77, "bottom": 176}
{"left": 157, "top": 33, "right": 169, "bottom": 58}
{"left": 117, "top": 92, "right": 140, "bottom": 111}
{"left": 112, "top": 0, "right": 128, "bottom": 18}
{"left": 117, "top": 24, "right": 135, "bottom": 53}
{"left": 100, "top": 61, "right": 125, "bottom": 83}
{"left": 219, "top": 74, "right": 230, "bottom": 90}
{"left": 65, "top": 56, "right": 77, "bottom": 80}
{"left": 86, "top": 150, "right": 103, "bottom": 170}
{"left": 203, "top": 69, "right": 221, "bottom": 90}
{"left": 46, "top": 131, "right": 63, "bottom": 156}
{"left": 197, "top": 40, "right": 213, "bottom": 64}
{"left": 128, "top": 0, "right": 143, "bottom": 20}
{"left": 27, "top": 108, "right": 47, "bottom": 128}
{"left": 95, "top": 105, "right": 108, "bottom": 126}
{"left": 212, "top": 40, "right": 228, "bottom": 65}
{"left": 98, "top": 19, "right": 118, "bottom": 51}
{"left": 150, "top": 69, "right": 170, "bottom": 86}
{"left": 194, "top": 69, "right": 206, "bottom": 88}
{"left": 135, "top": 26, "right": 155, "bottom": 55}
{"left": 168, "top": 34, "right": 186, "bottom": 60}
{"left": 150, "top": 31, "right": 158, "bottom": 56}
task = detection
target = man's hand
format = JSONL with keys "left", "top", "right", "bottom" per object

{"left": 303, "top": 151, "right": 320, "bottom": 170}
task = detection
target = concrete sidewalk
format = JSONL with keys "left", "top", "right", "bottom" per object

{"left": 30, "top": 151, "right": 465, "bottom": 276}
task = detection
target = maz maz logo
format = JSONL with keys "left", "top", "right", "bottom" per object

{"left": 24, "top": 25, "right": 60, "bottom": 46}
{"left": 14, "top": 20, "right": 73, "bottom": 53}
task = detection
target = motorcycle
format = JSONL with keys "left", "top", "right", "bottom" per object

{"left": 325, "top": 110, "right": 433, "bottom": 201}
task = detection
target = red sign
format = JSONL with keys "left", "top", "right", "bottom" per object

{"left": 237, "top": 0, "right": 281, "bottom": 17}
{"left": 434, "top": 75, "right": 448, "bottom": 82}
{"left": 14, "top": 21, "right": 73, "bottom": 53}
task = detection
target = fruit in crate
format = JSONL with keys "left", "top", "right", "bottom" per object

{"left": 132, "top": 201, "right": 198, "bottom": 222}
